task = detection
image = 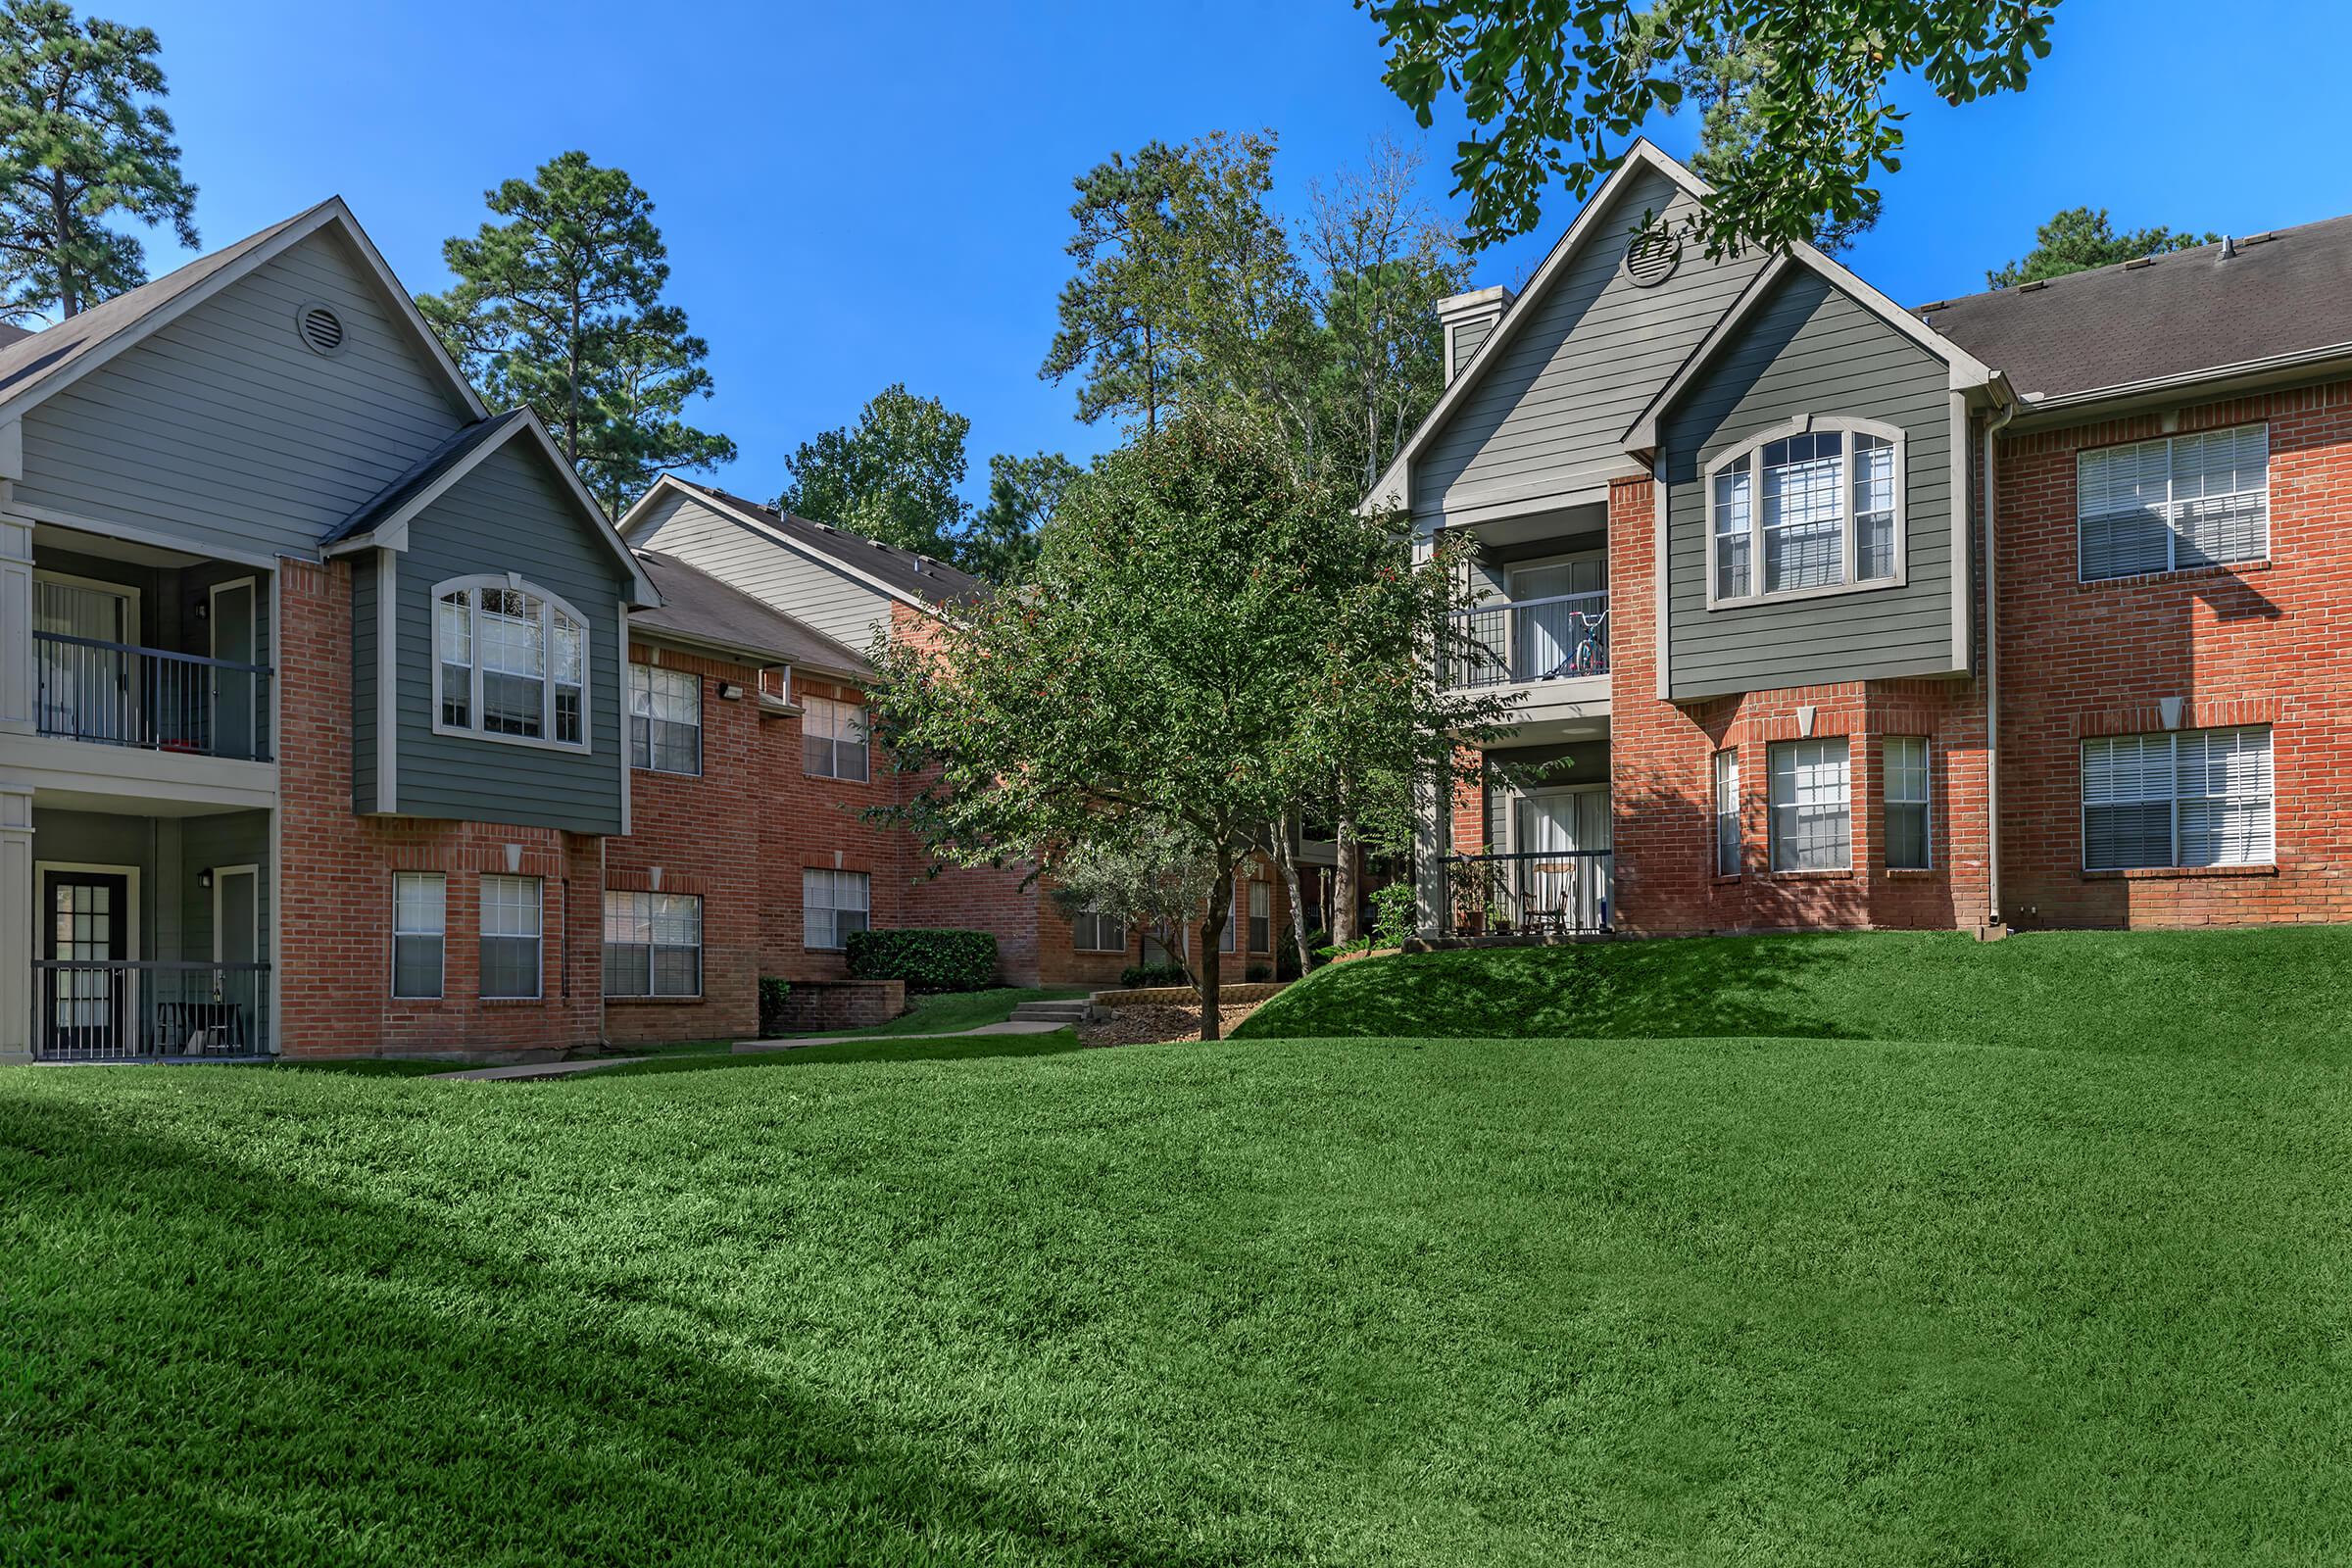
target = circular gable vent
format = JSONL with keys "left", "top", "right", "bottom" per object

{"left": 295, "top": 301, "right": 347, "bottom": 357}
{"left": 1624, "top": 224, "right": 1683, "bottom": 288}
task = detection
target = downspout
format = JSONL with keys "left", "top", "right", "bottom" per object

{"left": 1982, "top": 390, "right": 2020, "bottom": 933}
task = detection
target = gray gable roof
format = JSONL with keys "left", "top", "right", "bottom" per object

{"left": 1923, "top": 215, "right": 2352, "bottom": 406}
{"left": 322, "top": 408, "right": 531, "bottom": 546}
{"left": 631, "top": 549, "right": 868, "bottom": 675}
{"left": 674, "top": 480, "right": 988, "bottom": 610}
{"left": 0, "top": 201, "right": 339, "bottom": 411}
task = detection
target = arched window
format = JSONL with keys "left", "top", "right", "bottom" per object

{"left": 432, "top": 575, "right": 590, "bottom": 750}
{"left": 1704, "top": 416, "right": 1905, "bottom": 607}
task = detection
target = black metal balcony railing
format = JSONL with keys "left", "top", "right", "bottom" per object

{"left": 1446, "top": 590, "right": 1609, "bottom": 689}
{"left": 31, "top": 959, "right": 270, "bottom": 1060}
{"left": 1441, "top": 849, "right": 1613, "bottom": 937}
{"left": 34, "top": 631, "right": 272, "bottom": 761}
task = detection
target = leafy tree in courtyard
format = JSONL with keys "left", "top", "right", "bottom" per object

{"left": 0, "top": 0, "right": 196, "bottom": 320}
{"left": 864, "top": 409, "right": 1504, "bottom": 1039}
{"left": 1043, "top": 820, "right": 1221, "bottom": 987}
{"left": 775, "top": 382, "right": 972, "bottom": 561}
{"left": 1987, "top": 206, "right": 2219, "bottom": 288}
{"left": 417, "top": 151, "right": 733, "bottom": 515}
{"left": 1358, "top": 0, "right": 2060, "bottom": 254}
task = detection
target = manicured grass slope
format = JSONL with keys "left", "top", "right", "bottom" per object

{"left": 1234, "top": 926, "right": 2351, "bottom": 1054}
{"left": 9, "top": 1013, "right": 2352, "bottom": 1564}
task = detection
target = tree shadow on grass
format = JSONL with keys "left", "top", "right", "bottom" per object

{"left": 1236, "top": 934, "right": 1874, "bottom": 1042}
{"left": 596, "top": 1028, "right": 1088, "bottom": 1081}
{"left": 0, "top": 1091, "right": 1273, "bottom": 1565}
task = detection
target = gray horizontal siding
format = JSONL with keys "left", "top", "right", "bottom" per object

{"left": 1417, "top": 168, "right": 1770, "bottom": 520}
{"left": 392, "top": 440, "right": 626, "bottom": 835}
{"left": 630, "top": 490, "right": 891, "bottom": 652}
{"left": 15, "top": 228, "right": 470, "bottom": 562}
{"left": 1661, "top": 268, "right": 1960, "bottom": 700}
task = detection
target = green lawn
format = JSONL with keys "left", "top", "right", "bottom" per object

{"left": 7, "top": 932, "right": 2351, "bottom": 1563}
{"left": 781, "top": 984, "right": 1092, "bottom": 1041}
{"left": 1236, "top": 925, "right": 2352, "bottom": 1055}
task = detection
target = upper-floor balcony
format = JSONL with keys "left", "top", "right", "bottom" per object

{"left": 1, "top": 524, "right": 277, "bottom": 809}
{"left": 1446, "top": 588, "right": 1610, "bottom": 689}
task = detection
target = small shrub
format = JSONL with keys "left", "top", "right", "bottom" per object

{"left": 1245, "top": 963, "right": 1272, "bottom": 983}
{"left": 1370, "top": 882, "right": 1417, "bottom": 950}
{"left": 757, "top": 977, "right": 792, "bottom": 1038}
{"left": 1275, "top": 927, "right": 1329, "bottom": 981}
{"left": 1119, "top": 960, "right": 1192, "bottom": 990}
{"left": 845, "top": 929, "right": 998, "bottom": 992}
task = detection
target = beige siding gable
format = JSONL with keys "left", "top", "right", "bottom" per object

{"left": 13, "top": 227, "right": 473, "bottom": 562}
{"left": 631, "top": 491, "right": 893, "bottom": 652}
{"left": 1416, "top": 167, "right": 1769, "bottom": 523}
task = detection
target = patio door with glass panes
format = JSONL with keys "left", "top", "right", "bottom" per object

{"left": 1515, "top": 787, "right": 1612, "bottom": 931}
{"left": 42, "top": 869, "right": 129, "bottom": 1056}
{"left": 1506, "top": 556, "right": 1605, "bottom": 682}
{"left": 34, "top": 576, "right": 136, "bottom": 744}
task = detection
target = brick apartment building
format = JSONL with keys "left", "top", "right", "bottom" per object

{"left": 0, "top": 198, "right": 1301, "bottom": 1064}
{"left": 1396, "top": 140, "right": 2351, "bottom": 938}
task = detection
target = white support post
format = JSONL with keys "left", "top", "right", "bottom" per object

{"left": 0, "top": 781, "right": 32, "bottom": 1060}
{"left": 1413, "top": 770, "right": 1447, "bottom": 939}
{"left": 0, "top": 512, "right": 31, "bottom": 734}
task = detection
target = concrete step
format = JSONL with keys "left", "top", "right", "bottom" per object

{"left": 1009, "top": 1000, "right": 1094, "bottom": 1023}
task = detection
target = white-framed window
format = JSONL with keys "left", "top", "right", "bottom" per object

{"left": 478, "top": 874, "right": 543, "bottom": 999}
{"left": 1071, "top": 907, "right": 1127, "bottom": 954}
{"left": 434, "top": 577, "right": 590, "bottom": 750}
{"left": 1712, "top": 750, "right": 1740, "bottom": 876}
{"left": 1248, "top": 880, "right": 1271, "bottom": 952}
{"left": 803, "top": 695, "right": 869, "bottom": 781}
{"left": 1219, "top": 884, "right": 1239, "bottom": 953}
{"left": 2082, "top": 725, "right": 2273, "bottom": 871}
{"left": 391, "top": 872, "right": 445, "bottom": 999}
{"left": 803, "top": 868, "right": 870, "bottom": 951}
{"left": 1769, "top": 739, "right": 1851, "bottom": 872}
{"left": 628, "top": 662, "right": 702, "bottom": 774}
{"left": 1705, "top": 416, "right": 1903, "bottom": 605}
{"left": 2078, "top": 423, "right": 2268, "bottom": 582}
{"left": 1884, "top": 736, "right": 1931, "bottom": 870}
{"left": 603, "top": 891, "right": 703, "bottom": 998}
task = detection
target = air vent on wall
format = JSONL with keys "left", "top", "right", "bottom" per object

{"left": 295, "top": 301, "right": 347, "bottom": 357}
{"left": 1624, "top": 223, "right": 1683, "bottom": 288}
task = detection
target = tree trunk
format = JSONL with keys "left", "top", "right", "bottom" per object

{"left": 1199, "top": 863, "right": 1232, "bottom": 1042}
{"left": 1333, "top": 800, "right": 1360, "bottom": 946}
{"left": 1272, "top": 811, "right": 1312, "bottom": 979}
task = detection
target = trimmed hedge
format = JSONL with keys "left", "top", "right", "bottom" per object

{"left": 757, "top": 977, "right": 792, "bottom": 1038}
{"left": 845, "top": 929, "right": 998, "bottom": 993}
{"left": 1119, "top": 961, "right": 1192, "bottom": 990}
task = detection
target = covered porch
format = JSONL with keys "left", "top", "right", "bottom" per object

{"left": 24, "top": 802, "right": 272, "bottom": 1060}
{"left": 1435, "top": 721, "right": 1614, "bottom": 939}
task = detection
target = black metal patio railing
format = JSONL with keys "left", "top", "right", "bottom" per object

{"left": 1440, "top": 848, "right": 1613, "bottom": 937}
{"left": 31, "top": 959, "right": 270, "bottom": 1060}
{"left": 34, "top": 631, "right": 272, "bottom": 761}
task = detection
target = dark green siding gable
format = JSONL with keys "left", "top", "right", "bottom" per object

{"left": 382, "top": 439, "right": 627, "bottom": 835}
{"left": 1660, "top": 268, "right": 1963, "bottom": 700}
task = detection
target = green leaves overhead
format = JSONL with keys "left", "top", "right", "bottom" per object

{"left": 1360, "top": 0, "right": 2060, "bottom": 256}
{"left": 416, "top": 151, "right": 734, "bottom": 516}
{"left": 0, "top": 0, "right": 198, "bottom": 320}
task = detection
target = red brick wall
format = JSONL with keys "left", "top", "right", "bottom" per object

{"left": 1992, "top": 383, "right": 2352, "bottom": 927}
{"left": 277, "top": 557, "right": 605, "bottom": 1058}
{"left": 770, "top": 978, "right": 905, "bottom": 1032}
{"left": 602, "top": 640, "right": 762, "bottom": 1045}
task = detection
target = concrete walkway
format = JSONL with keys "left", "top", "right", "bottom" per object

{"left": 440, "top": 1018, "right": 1073, "bottom": 1082}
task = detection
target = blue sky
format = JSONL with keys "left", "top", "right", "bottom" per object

{"left": 128, "top": 0, "right": 2352, "bottom": 507}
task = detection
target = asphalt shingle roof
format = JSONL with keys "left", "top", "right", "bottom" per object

{"left": 1922, "top": 215, "right": 2352, "bottom": 404}
{"left": 675, "top": 480, "right": 987, "bottom": 610}
{"left": 631, "top": 549, "right": 869, "bottom": 674}
{"left": 322, "top": 408, "right": 530, "bottom": 547}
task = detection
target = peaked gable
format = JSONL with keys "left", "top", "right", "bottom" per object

{"left": 9, "top": 220, "right": 480, "bottom": 564}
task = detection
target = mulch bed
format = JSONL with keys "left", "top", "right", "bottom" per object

{"left": 1079, "top": 1002, "right": 1263, "bottom": 1049}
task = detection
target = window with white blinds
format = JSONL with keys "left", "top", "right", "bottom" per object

{"left": 1706, "top": 418, "right": 1903, "bottom": 604}
{"left": 2082, "top": 725, "right": 2273, "bottom": 870}
{"left": 1071, "top": 907, "right": 1127, "bottom": 953}
{"left": 629, "top": 663, "right": 702, "bottom": 774}
{"left": 1883, "top": 736, "right": 1931, "bottom": 870}
{"left": 1769, "top": 739, "right": 1851, "bottom": 872}
{"left": 2078, "top": 423, "right": 2268, "bottom": 581}
{"left": 803, "top": 696, "right": 869, "bottom": 781}
{"left": 803, "top": 868, "right": 870, "bottom": 951}
{"left": 1711, "top": 750, "right": 1740, "bottom": 876}
{"left": 603, "top": 891, "right": 703, "bottom": 998}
